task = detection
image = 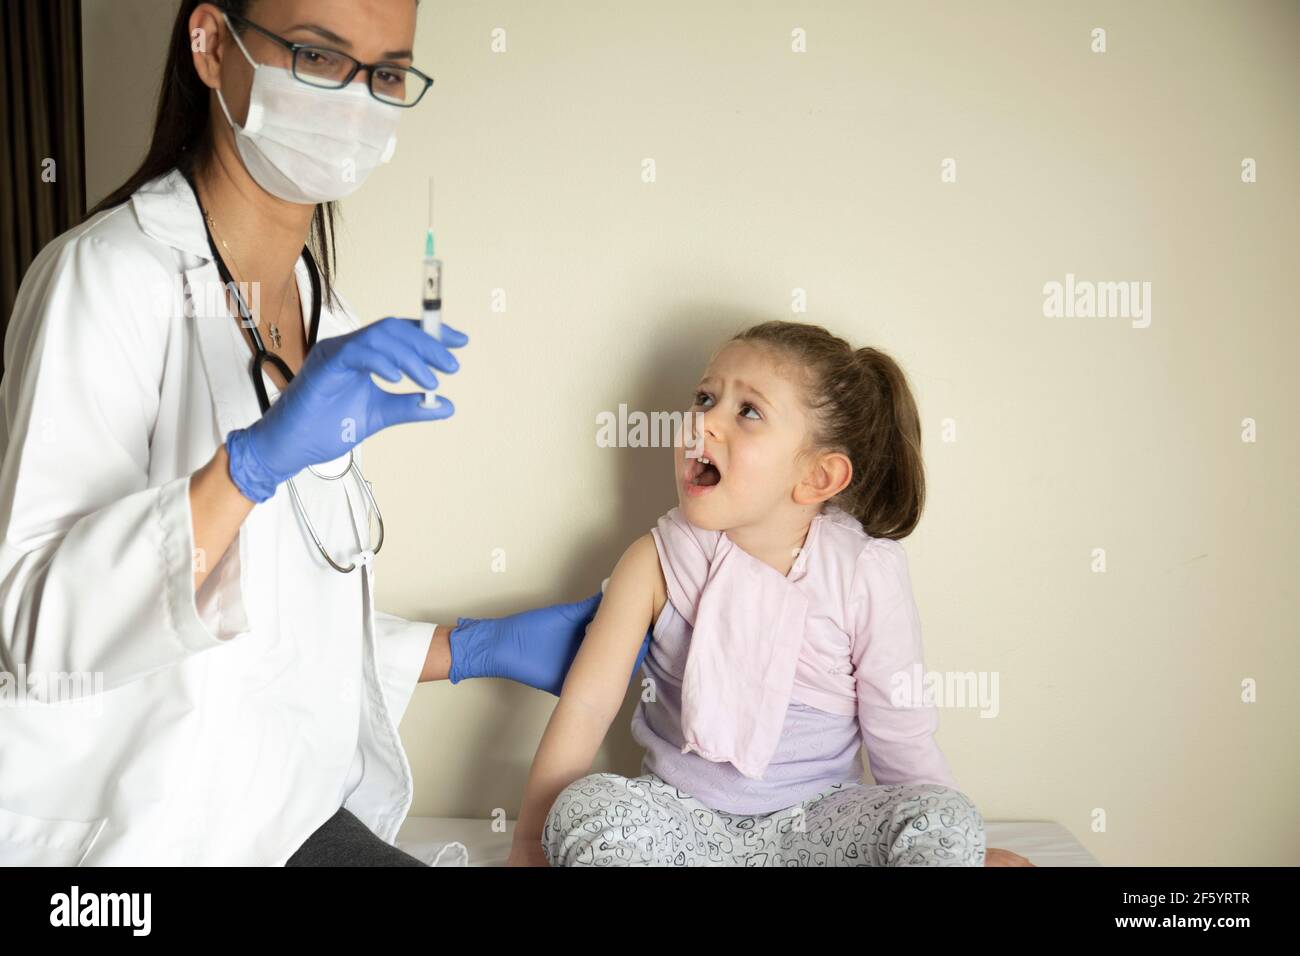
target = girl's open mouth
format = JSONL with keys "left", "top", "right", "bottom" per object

{"left": 684, "top": 455, "right": 722, "bottom": 496}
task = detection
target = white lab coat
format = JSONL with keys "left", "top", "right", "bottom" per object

{"left": 0, "top": 167, "right": 435, "bottom": 864}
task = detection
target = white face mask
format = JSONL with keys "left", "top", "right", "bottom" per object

{"left": 215, "top": 13, "right": 402, "bottom": 204}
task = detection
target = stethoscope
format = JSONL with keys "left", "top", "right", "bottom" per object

{"left": 183, "top": 168, "right": 384, "bottom": 573}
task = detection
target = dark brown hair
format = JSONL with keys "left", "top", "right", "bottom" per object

{"left": 85, "top": 0, "right": 340, "bottom": 307}
{"left": 730, "top": 321, "right": 925, "bottom": 539}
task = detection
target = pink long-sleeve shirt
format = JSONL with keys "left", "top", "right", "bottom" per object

{"left": 630, "top": 503, "right": 957, "bottom": 814}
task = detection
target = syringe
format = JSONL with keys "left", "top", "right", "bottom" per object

{"left": 420, "top": 177, "right": 443, "bottom": 408}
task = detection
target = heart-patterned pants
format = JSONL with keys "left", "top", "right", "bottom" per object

{"left": 541, "top": 771, "right": 986, "bottom": 866}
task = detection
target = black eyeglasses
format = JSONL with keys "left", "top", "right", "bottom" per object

{"left": 225, "top": 12, "right": 433, "bottom": 108}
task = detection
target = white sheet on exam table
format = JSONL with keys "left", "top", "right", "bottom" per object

{"left": 394, "top": 816, "right": 1101, "bottom": 867}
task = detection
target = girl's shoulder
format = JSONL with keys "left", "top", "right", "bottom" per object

{"left": 617, "top": 532, "right": 669, "bottom": 637}
{"left": 845, "top": 535, "right": 917, "bottom": 634}
{"left": 816, "top": 503, "right": 871, "bottom": 546}
{"left": 818, "top": 504, "right": 909, "bottom": 563}
{"left": 809, "top": 507, "right": 916, "bottom": 628}
{"left": 813, "top": 504, "right": 910, "bottom": 578}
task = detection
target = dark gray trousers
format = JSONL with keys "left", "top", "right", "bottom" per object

{"left": 285, "top": 807, "right": 428, "bottom": 866}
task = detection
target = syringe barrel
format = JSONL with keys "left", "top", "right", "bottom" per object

{"left": 420, "top": 257, "right": 444, "bottom": 408}
{"left": 421, "top": 257, "right": 442, "bottom": 308}
{"left": 421, "top": 258, "right": 443, "bottom": 334}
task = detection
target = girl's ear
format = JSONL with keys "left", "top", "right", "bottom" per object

{"left": 794, "top": 450, "right": 852, "bottom": 506}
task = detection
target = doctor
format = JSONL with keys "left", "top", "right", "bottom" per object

{"left": 0, "top": 0, "right": 643, "bottom": 865}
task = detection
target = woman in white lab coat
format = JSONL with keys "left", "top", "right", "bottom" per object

{"left": 0, "top": 0, "right": 640, "bottom": 866}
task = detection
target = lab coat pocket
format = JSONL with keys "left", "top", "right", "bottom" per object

{"left": 0, "top": 805, "right": 108, "bottom": 866}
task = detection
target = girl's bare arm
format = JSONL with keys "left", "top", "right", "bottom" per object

{"left": 509, "top": 533, "right": 665, "bottom": 860}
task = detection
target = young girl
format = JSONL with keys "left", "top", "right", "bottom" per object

{"left": 507, "top": 321, "right": 997, "bottom": 867}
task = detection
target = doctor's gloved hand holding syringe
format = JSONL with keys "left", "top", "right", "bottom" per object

{"left": 224, "top": 315, "right": 465, "bottom": 504}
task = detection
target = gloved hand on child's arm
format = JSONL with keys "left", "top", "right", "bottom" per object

{"left": 447, "top": 585, "right": 651, "bottom": 696}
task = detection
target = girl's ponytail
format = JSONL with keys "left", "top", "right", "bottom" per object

{"left": 847, "top": 347, "right": 925, "bottom": 539}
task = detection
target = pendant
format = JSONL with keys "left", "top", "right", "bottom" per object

{"left": 269, "top": 323, "right": 282, "bottom": 349}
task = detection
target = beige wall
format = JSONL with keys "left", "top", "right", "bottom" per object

{"left": 82, "top": 0, "right": 178, "bottom": 208}
{"left": 83, "top": 0, "right": 1299, "bottom": 865}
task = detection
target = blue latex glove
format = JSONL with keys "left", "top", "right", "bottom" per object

{"left": 226, "top": 317, "right": 468, "bottom": 502}
{"left": 449, "top": 591, "right": 653, "bottom": 696}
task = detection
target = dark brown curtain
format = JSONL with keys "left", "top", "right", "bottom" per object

{"left": 0, "top": 0, "right": 86, "bottom": 378}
